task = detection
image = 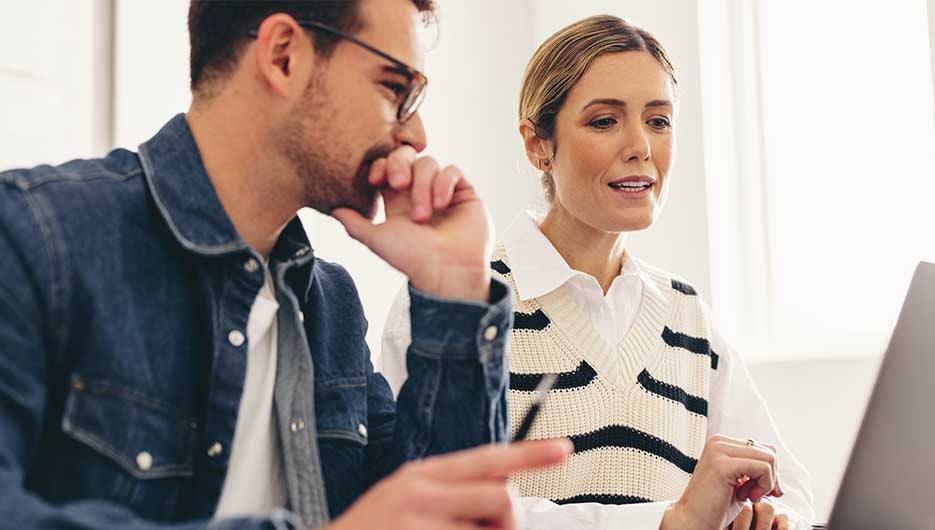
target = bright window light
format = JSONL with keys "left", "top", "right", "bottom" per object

{"left": 756, "top": 0, "right": 935, "bottom": 359}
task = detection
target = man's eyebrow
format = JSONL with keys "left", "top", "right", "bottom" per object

{"left": 381, "top": 64, "right": 412, "bottom": 78}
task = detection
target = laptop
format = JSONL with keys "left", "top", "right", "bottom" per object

{"left": 825, "top": 261, "right": 935, "bottom": 529}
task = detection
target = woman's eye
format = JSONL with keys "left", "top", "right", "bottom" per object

{"left": 589, "top": 117, "right": 617, "bottom": 129}
{"left": 648, "top": 117, "right": 672, "bottom": 130}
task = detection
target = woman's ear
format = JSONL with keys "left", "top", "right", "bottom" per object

{"left": 519, "top": 119, "right": 553, "bottom": 171}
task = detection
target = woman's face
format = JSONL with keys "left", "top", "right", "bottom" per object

{"left": 548, "top": 51, "right": 676, "bottom": 233}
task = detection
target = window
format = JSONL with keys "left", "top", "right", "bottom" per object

{"left": 701, "top": 0, "right": 935, "bottom": 360}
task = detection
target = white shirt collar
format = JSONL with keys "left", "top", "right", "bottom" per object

{"left": 502, "top": 210, "right": 663, "bottom": 302}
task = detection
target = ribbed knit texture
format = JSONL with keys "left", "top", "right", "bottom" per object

{"left": 494, "top": 242, "right": 718, "bottom": 505}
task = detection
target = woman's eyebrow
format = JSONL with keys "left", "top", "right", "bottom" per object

{"left": 580, "top": 98, "right": 673, "bottom": 112}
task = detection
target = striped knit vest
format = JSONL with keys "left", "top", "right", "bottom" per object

{"left": 493, "top": 243, "right": 720, "bottom": 505}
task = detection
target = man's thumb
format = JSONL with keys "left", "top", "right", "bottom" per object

{"left": 332, "top": 208, "right": 375, "bottom": 247}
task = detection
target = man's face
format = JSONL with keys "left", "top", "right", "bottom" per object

{"left": 277, "top": 0, "right": 427, "bottom": 219}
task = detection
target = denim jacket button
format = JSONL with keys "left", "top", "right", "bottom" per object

{"left": 207, "top": 442, "right": 223, "bottom": 458}
{"left": 228, "top": 330, "right": 246, "bottom": 347}
{"left": 357, "top": 423, "right": 368, "bottom": 438}
{"left": 290, "top": 419, "right": 305, "bottom": 433}
{"left": 136, "top": 451, "right": 153, "bottom": 471}
{"left": 483, "top": 326, "right": 499, "bottom": 341}
{"left": 243, "top": 258, "right": 260, "bottom": 273}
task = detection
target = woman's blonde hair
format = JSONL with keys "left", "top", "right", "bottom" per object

{"left": 519, "top": 15, "right": 677, "bottom": 202}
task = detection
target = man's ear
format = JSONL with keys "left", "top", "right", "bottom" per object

{"left": 519, "top": 119, "right": 554, "bottom": 171}
{"left": 252, "top": 14, "right": 317, "bottom": 97}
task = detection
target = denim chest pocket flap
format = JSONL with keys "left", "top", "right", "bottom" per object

{"left": 61, "top": 375, "right": 197, "bottom": 479}
{"left": 315, "top": 376, "right": 368, "bottom": 445}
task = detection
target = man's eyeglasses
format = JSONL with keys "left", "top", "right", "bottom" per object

{"left": 248, "top": 20, "right": 427, "bottom": 124}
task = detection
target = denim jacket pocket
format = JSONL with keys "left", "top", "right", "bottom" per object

{"left": 61, "top": 374, "right": 197, "bottom": 479}
{"left": 314, "top": 376, "right": 369, "bottom": 517}
{"left": 314, "top": 376, "right": 368, "bottom": 445}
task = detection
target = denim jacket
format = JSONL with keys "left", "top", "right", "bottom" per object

{"left": 0, "top": 115, "right": 512, "bottom": 530}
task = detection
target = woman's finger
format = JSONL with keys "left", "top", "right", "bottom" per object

{"left": 753, "top": 498, "right": 775, "bottom": 530}
{"left": 732, "top": 501, "right": 754, "bottom": 530}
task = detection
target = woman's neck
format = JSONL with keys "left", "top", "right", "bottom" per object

{"left": 538, "top": 203, "right": 627, "bottom": 295}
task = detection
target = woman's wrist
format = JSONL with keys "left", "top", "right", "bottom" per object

{"left": 659, "top": 500, "right": 686, "bottom": 530}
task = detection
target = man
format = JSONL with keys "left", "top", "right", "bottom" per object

{"left": 0, "top": 1, "right": 570, "bottom": 529}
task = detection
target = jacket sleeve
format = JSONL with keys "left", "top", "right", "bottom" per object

{"left": 364, "top": 279, "right": 513, "bottom": 482}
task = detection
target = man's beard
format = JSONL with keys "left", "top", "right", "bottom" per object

{"left": 279, "top": 76, "right": 394, "bottom": 219}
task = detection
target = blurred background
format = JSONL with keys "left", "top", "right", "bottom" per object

{"left": 2, "top": 0, "right": 934, "bottom": 521}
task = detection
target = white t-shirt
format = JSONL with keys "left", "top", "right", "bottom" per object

{"left": 214, "top": 266, "right": 287, "bottom": 517}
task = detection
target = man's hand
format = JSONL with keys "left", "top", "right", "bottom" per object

{"left": 333, "top": 146, "right": 493, "bottom": 302}
{"left": 661, "top": 434, "right": 784, "bottom": 530}
{"left": 726, "top": 497, "right": 792, "bottom": 530}
{"left": 325, "top": 439, "right": 572, "bottom": 530}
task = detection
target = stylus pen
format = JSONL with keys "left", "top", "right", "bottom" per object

{"left": 513, "top": 373, "right": 558, "bottom": 441}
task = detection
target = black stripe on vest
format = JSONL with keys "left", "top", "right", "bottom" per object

{"left": 510, "top": 361, "right": 598, "bottom": 392}
{"left": 661, "top": 327, "right": 720, "bottom": 370}
{"left": 671, "top": 279, "right": 697, "bottom": 295}
{"left": 513, "top": 308, "right": 551, "bottom": 331}
{"left": 553, "top": 494, "right": 653, "bottom": 506}
{"left": 491, "top": 260, "right": 511, "bottom": 275}
{"left": 569, "top": 425, "right": 698, "bottom": 474}
{"left": 637, "top": 369, "right": 708, "bottom": 416}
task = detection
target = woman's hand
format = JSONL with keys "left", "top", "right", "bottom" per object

{"left": 660, "top": 434, "right": 784, "bottom": 530}
{"left": 727, "top": 497, "right": 793, "bottom": 530}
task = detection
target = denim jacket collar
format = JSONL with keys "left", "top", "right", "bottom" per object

{"left": 139, "top": 114, "right": 248, "bottom": 256}
{"left": 139, "top": 114, "right": 315, "bottom": 300}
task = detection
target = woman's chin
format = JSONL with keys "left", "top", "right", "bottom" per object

{"left": 601, "top": 207, "right": 655, "bottom": 233}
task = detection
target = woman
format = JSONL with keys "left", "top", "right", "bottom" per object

{"left": 381, "top": 15, "right": 814, "bottom": 530}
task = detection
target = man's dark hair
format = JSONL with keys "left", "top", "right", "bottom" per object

{"left": 188, "top": 0, "right": 435, "bottom": 94}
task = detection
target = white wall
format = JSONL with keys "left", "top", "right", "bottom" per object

{"left": 930, "top": 0, "right": 935, "bottom": 119}
{"left": 748, "top": 356, "right": 880, "bottom": 523}
{"left": 0, "top": 0, "right": 112, "bottom": 168}
{"left": 112, "top": 0, "right": 191, "bottom": 149}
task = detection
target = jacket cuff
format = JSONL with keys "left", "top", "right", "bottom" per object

{"left": 408, "top": 276, "right": 513, "bottom": 361}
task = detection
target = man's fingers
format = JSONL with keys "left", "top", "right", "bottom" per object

{"left": 410, "top": 157, "right": 439, "bottom": 221}
{"left": 753, "top": 498, "right": 774, "bottom": 530}
{"left": 432, "top": 165, "right": 462, "bottom": 209}
{"left": 435, "top": 522, "right": 506, "bottom": 530}
{"left": 386, "top": 145, "right": 418, "bottom": 189}
{"left": 424, "top": 481, "right": 514, "bottom": 522}
{"left": 368, "top": 158, "right": 388, "bottom": 187}
{"left": 419, "top": 439, "right": 572, "bottom": 481}
{"left": 332, "top": 207, "right": 376, "bottom": 248}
